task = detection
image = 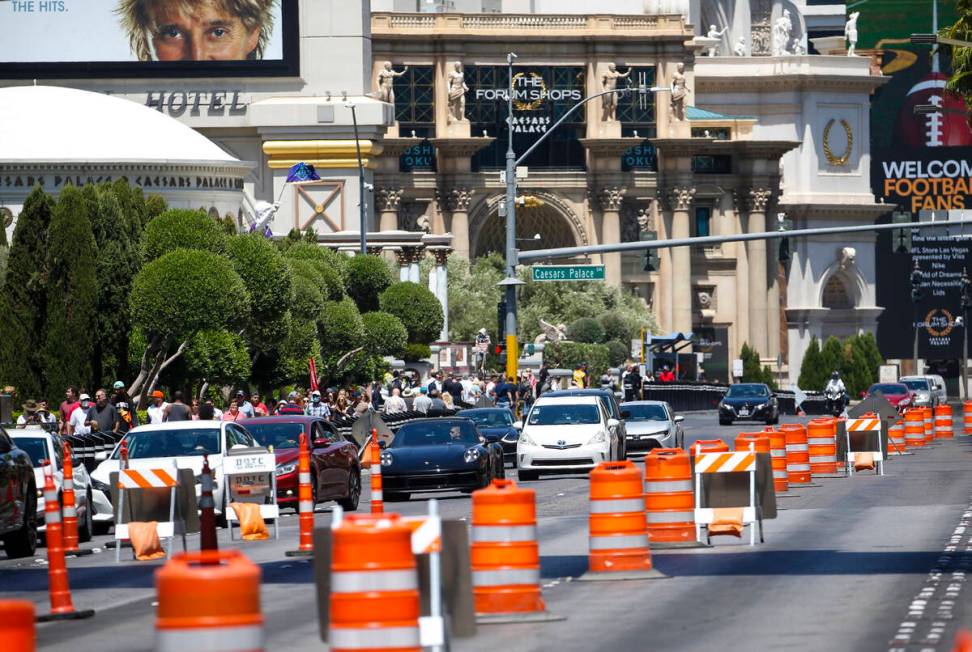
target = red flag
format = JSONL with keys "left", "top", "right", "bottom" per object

{"left": 308, "top": 357, "right": 319, "bottom": 392}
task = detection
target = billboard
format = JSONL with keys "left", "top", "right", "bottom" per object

{"left": 0, "top": 0, "right": 299, "bottom": 77}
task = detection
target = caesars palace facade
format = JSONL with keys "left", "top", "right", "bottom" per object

{"left": 0, "top": 0, "right": 887, "bottom": 384}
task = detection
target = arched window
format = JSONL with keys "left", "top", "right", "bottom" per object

{"left": 822, "top": 274, "right": 853, "bottom": 309}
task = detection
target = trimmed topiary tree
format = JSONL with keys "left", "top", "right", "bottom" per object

{"left": 379, "top": 282, "right": 444, "bottom": 345}
{"left": 184, "top": 330, "right": 252, "bottom": 389}
{"left": 345, "top": 254, "right": 393, "bottom": 313}
{"left": 567, "top": 317, "right": 605, "bottom": 344}
{"left": 606, "top": 340, "right": 630, "bottom": 367}
{"left": 227, "top": 233, "right": 293, "bottom": 355}
{"left": 362, "top": 311, "right": 408, "bottom": 358}
{"left": 141, "top": 208, "right": 228, "bottom": 261}
{"left": 286, "top": 257, "right": 344, "bottom": 302}
{"left": 281, "top": 240, "right": 348, "bottom": 280}
{"left": 545, "top": 341, "right": 611, "bottom": 380}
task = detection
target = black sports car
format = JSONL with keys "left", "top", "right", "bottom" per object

{"left": 718, "top": 383, "right": 779, "bottom": 425}
{"left": 379, "top": 418, "right": 504, "bottom": 501}
{"left": 459, "top": 408, "right": 518, "bottom": 464}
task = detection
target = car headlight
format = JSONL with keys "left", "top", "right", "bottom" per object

{"left": 518, "top": 432, "right": 537, "bottom": 447}
{"left": 464, "top": 448, "right": 481, "bottom": 463}
{"left": 587, "top": 431, "right": 607, "bottom": 445}
{"left": 91, "top": 479, "right": 111, "bottom": 494}
{"left": 275, "top": 462, "right": 297, "bottom": 477}
{"left": 899, "top": 397, "right": 911, "bottom": 406}
{"left": 380, "top": 451, "right": 393, "bottom": 467}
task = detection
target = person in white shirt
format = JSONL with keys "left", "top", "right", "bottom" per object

{"left": 461, "top": 376, "right": 476, "bottom": 405}
{"left": 147, "top": 390, "right": 168, "bottom": 425}
{"left": 69, "top": 394, "right": 93, "bottom": 435}
{"left": 383, "top": 387, "right": 408, "bottom": 415}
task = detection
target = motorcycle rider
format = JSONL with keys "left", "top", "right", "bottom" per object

{"left": 824, "top": 371, "right": 847, "bottom": 414}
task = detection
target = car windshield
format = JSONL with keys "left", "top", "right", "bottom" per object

{"left": 623, "top": 404, "right": 669, "bottom": 421}
{"left": 392, "top": 421, "right": 481, "bottom": 447}
{"left": 902, "top": 379, "right": 929, "bottom": 391}
{"left": 528, "top": 404, "right": 600, "bottom": 426}
{"left": 113, "top": 428, "right": 221, "bottom": 459}
{"left": 869, "top": 384, "right": 907, "bottom": 395}
{"left": 726, "top": 385, "right": 768, "bottom": 398}
{"left": 13, "top": 437, "right": 49, "bottom": 467}
{"left": 244, "top": 422, "right": 305, "bottom": 450}
{"left": 463, "top": 411, "right": 513, "bottom": 428}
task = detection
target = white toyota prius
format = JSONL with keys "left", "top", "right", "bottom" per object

{"left": 515, "top": 395, "right": 622, "bottom": 480}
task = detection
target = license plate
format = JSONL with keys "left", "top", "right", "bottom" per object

{"left": 738, "top": 408, "right": 750, "bottom": 417}
{"left": 232, "top": 474, "right": 267, "bottom": 489}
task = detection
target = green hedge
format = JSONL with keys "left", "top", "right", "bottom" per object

{"left": 545, "top": 341, "right": 611, "bottom": 380}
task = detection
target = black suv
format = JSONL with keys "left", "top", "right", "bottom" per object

{"left": 0, "top": 427, "right": 38, "bottom": 557}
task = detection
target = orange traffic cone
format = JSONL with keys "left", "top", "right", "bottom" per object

{"left": 285, "top": 433, "right": 314, "bottom": 557}
{"left": 0, "top": 600, "right": 35, "bottom": 650}
{"left": 60, "top": 442, "right": 91, "bottom": 557}
{"left": 369, "top": 429, "right": 383, "bottom": 514}
{"left": 36, "top": 463, "right": 94, "bottom": 622}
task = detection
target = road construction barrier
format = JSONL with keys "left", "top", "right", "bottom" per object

{"left": 922, "top": 407, "right": 934, "bottom": 444}
{"left": 934, "top": 404, "right": 954, "bottom": 439}
{"left": 0, "top": 600, "right": 35, "bottom": 650}
{"left": 735, "top": 433, "right": 770, "bottom": 455}
{"left": 115, "top": 464, "right": 185, "bottom": 563}
{"left": 59, "top": 440, "right": 91, "bottom": 556}
{"left": 644, "top": 448, "right": 695, "bottom": 543}
{"left": 328, "top": 513, "right": 421, "bottom": 652}
{"left": 470, "top": 479, "right": 545, "bottom": 616}
{"left": 370, "top": 429, "right": 384, "bottom": 514}
{"left": 781, "top": 424, "right": 811, "bottom": 484}
{"left": 222, "top": 448, "right": 279, "bottom": 541}
{"left": 37, "top": 464, "right": 94, "bottom": 622}
{"left": 692, "top": 439, "right": 729, "bottom": 456}
{"left": 587, "top": 460, "right": 652, "bottom": 575}
{"left": 889, "top": 419, "right": 906, "bottom": 455}
{"left": 806, "top": 418, "right": 838, "bottom": 475}
{"left": 845, "top": 416, "right": 885, "bottom": 476}
{"left": 904, "top": 409, "right": 926, "bottom": 448}
{"left": 286, "top": 433, "right": 314, "bottom": 557}
{"left": 965, "top": 401, "right": 972, "bottom": 435}
{"left": 155, "top": 550, "right": 263, "bottom": 652}
{"left": 761, "top": 428, "right": 788, "bottom": 493}
{"left": 694, "top": 451, "right": 761, "bottom": 546}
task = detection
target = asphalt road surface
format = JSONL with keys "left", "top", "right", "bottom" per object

{"left": 4, "top": 411, "right": 972, "bottom": 651}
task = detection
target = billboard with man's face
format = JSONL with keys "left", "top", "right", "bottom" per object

{"left": 0, "top": 0, "right": 298, "bottom": 77}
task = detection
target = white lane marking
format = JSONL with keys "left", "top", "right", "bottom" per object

{"left": 888, "top": 503, "right": 972, "bottom": 651}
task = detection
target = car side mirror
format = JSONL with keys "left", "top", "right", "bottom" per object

{"left": 94, "top": 451, "right": 109, "bottom": 462}
{"left": 513, "top": 421, "right": 523, "bottom": 430}
{"left": 673, "top": 415, "right": 685, "bottom": 423}
{"left": 620, "top": 410, "right": 631, "bottom": 419}
{"left": 313, "top": 438, "right": 329, "bottom": 448}
{"left": 607, "top": 418, "right": 620, "bottom": 429}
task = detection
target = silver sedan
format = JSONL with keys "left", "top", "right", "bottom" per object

{"left": 620, "top": 401, "right": 685, "bottom": 453}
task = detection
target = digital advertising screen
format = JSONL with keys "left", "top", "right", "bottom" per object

{"left": 0, "top": 0, "right": 299, "bottom": 77}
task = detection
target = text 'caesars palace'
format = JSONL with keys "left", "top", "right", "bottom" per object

{"left": 0, "top": 0, "right": 887, "bottom": 384}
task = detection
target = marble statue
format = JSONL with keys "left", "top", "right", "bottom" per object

{"left": 535, "top": 319, "right": 569, "bottom": 345}
{"left": 446, "top": 61, "right": 468, "bottom": 123}
{"left": 839, "top": 247, "right": 857, "bottom": 270}
{"left": 601, "top": 63, "right": 631, "bottom": 122}
{"left": 845, "top": 11, "right": 860, "bottom": 56}
{"left": 772, "top": 9, "right": 793, "bottom": 56}
{"left": 670, "top": 62, "right": 689, "bottom": 122}
{"left": 375, "top": 61, "right": 408, "bottom": 104}
{"left": 733, "top": 36, "right": 747, "bottom": 57}
{"left": 793, "top": 40, "right": 805, "bottom": 56}
{"left": 706, "top": 24, "right": 729, "bottom": 57}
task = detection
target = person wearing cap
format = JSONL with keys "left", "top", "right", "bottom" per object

{"left": 235, "top": 390, "right": 255, "bottom": 418}
{"left": 109, "top": 381, "right": 140, "bottom": 428}
{"left": 69, "top": 393, "right": 93, "bottom": 435}
{"left": 413, "top": 386, "right": 432, "bottom": 414}
{"left": 277, "top": 391, "right": 305, "bottom": 416}
{"left": 147, "top": 390, "right": 168, "bottom": 425}
{"left": 115, "top": 401, "right": 136, "bottom": 433}
{"left": 305, "top": 390, "right": 330, "bottom": 419}
{"left": 16, "top": 399, "right": 43, "bottom": 427}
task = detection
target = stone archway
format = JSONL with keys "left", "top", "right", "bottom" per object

{"left": 469, "top": 192, "right": 587, "bottom": 259}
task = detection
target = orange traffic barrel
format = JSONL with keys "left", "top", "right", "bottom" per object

{"left": 692, "top": 439, "right": 728, "bottom": 456}
{"left": 328, "top": 513, "right": 420, "bottom": 651}
{"left": 155, "top": 549, "right": 264, "bottom": 651}
{"left": 934, "top": 404, "right": 954, "bottom": 439}
{"left": 471, "top": 479, "right": 544, "bottom": 615}
{"left": 588, "top": 461, "right": 651, "bottom": 573}
{"left": 806, "top": 418, "right": 838, "bottom": 475}
{"left": 888, "top": 419, "right": 906, "bottom": 455}
{"left": 964, "top": 401, "right": 972, "bottom": 435}
{"left": 922, "top": 407, "right": 934, "bottom": 443}
{"left": 735, "top": 433, "right": 770, "bottom": 454}
{"left": 904, "top": 409, "right": 926, "bottom": 448}
{"left": 763, "top": 428, "right": 788, "bottom": 493}
{"left": 644, "top": 449, "right": 695, "bottom": 542}
{"left": 0, "top": 601, "right": 35, "bottom": 651}
{"left": 780, "top": 424, "right": 811, "bottom": 484}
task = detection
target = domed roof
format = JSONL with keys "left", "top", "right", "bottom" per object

{"left": 0, "top": 85, "right": 240, "bottom": 165}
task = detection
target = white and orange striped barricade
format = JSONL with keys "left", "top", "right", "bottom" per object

{"left": 222, "top": 449, "right": 279, "bottom": 541}
{"left": 693, "top": 451, "right": 761, "bottom": 546}
{"left": 844, "top": 416, "right": 885, "bottom": 476}
{"left": 403, "top": 501, "right": 447, "bottom": 649}
{"left": 115, "top": 463, "right": 185, "bottom": 562}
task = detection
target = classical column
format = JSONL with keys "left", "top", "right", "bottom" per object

{"left": 655, "top": 192, "right": 672, "bottom": 332}
{"left": 447, "top": 188, "right": 473, "bottom": 260}
{"left": 665, "top": 185, "right": 696, "bottom": 335}
{"left": 730, "top": 191, "right": 749, "bottom": 356}
{"left": 375, "top": 188, "right": 403, "bottom": 232}
{"left": 745, "top": 188, "right": 773, "bottom": 357}
{"left": 394, "top": 247, "right": 410, "bottom": 282}
{"left": 408, "top": 247, "right": 422, "bottom": 284}
{"left": 597, "top": 186, "right": 626, "bottom": 286}
{"left": 430, "top": 247, "right": 451, "bottom": 341}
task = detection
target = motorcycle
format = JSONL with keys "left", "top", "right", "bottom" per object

{"left": 824, "top": 388, "right": 847, "bottom": 417}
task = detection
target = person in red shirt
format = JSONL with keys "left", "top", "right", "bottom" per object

{"left": 658, "top": 366, "right": 676, "bottom": 383}
{"left": 59, "top": 385, "right": 81, "bottom": 434}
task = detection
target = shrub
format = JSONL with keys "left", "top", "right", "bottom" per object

{"left": 379, "top": 282, "right": 444, "bottom": 345}
{"left": 281, "top": 241, "right": 348, "bottom": 280}
{"left": 141, "top": 209, "right": 227, "bottom": 261}
{"left": 606, "top": 340, "right": 630, "bottom": 367}
{"left": 184, "top": 330, "right": 252, "bottom": 386}
{"left": 798, "top": 336, "right": 825, "bottom": 390}
{"left": 345, "top": 255, "right": 393, "bottom": 312}
{"left": 362, "top": 311, "right": 407, "bottom": 358}
{"left": 403, "top": 343, "right": 432, "bottom": 362}
{"left": 227, "top": 233, "right": 292, "bottom": 319}
{"left": 545, "top": 341, "right": 611, "bottom": 380}
{"left": 290, "top": 274, "right": 325, "bottom": 321}
{"left": 600, "top": 313, "right": 634, "bottom": 343}
{"left": 567, "top": 317, "right": 605, "bottom": 344}
{"left": 318, "top": 299, "right": 364, "bottom": 355}
{"left": 287, "top": 258, "right": 343, "bottom": 302}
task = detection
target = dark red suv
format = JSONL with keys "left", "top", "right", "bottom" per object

{"left": 0, "top": 427, "right": 38, "bottom": 557}
{"left": 243, "top": 416, "right": 360, "bottom": 512}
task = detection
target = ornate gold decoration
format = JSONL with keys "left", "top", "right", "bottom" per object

{"left": 823, "top": 119, "right": 853, "bottom": 166}
{"left": 294, "top": 180, "right": 345, "bottom": 233}
{"left": 925, "top": 308, "right": 955, "bottom": 338}
{"left": 512, "top": 72, "right": 545, "bottom": 111}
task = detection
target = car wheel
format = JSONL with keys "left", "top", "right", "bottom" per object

{"left": 518, "top": 469, "right": 539, "bottom": 482}
{"left": 719, "top": 417, "right": 733, "bottom": 426}
{"left": 3, "top": 492, "right": 37, "bottom": 558}
{"left": 768, "top": 415, "right": 779, "bottom": 425}
{"left": 78, "top": 490, "right": 93, "bottom": 543}
{"left": 385, "top": 492, "right": 410, "bottom": 502}
{"left": 336, "top": 469, "right": 361, "bottom": 512}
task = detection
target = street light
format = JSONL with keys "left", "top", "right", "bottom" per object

{"left": 911, "top": 259, "right": 924, "bottom": 373}
{"left": 345, "top": 101, "right": 369, "bottom": 255}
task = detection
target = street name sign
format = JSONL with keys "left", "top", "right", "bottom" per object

{"left": 532, "top": 265, "right": 605, "bottom": 282}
